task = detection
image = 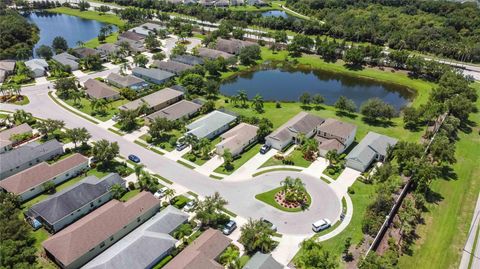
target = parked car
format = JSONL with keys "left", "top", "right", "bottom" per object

{"left": 259, "top": 144, "right": 271, "bottom": 154}
{"left": 128, "top": 154, "right": 141, "bottom": 163}
{"left": 176, "top": 141, "right": 188, "bottom": 151}
{"left": 261, "top": 218, "right": 277, "bottom": 232}
{"left": 312, "top": 218, "right": 331, "bottom": 232}
{"left": 183, "top": 200, "right": 196, "bottom": 212}
{"left": 222, "top": 220, "right": 237, "bottom": 235}
{"left": 112, "top": 114, "right": 119, "bottom": 121}
{"left": 154, "top": 187, "right": 168, "bottom": 199}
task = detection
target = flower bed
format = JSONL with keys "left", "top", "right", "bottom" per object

{"left": 274, "top": 190, "right": 308, "bottom": 209}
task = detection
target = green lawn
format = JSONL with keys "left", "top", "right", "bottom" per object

{"left": 48, "top": 7, "right": 125, "bottom": 26}
{"left": 181, "top": 136, "right": 222, "bottom": 166}
{"left": 255, "top": 187, "right": 311, "bottom": 213}
{"left": 398, "top": 83, "right": 480, "bottom": 269}
{"left": 252, "top": 167, "right": 302, "bottom": 177}
{"left": 260, "top": 148, "right": 312, "bottom": 168}
{"left": 65, "top": 97, "right": 128, "bottom": 122}
{"left": 294, "top": 180, "right": 376, "bottom": 265}
{"left": 84, "top": 32, "right": 119, "bottom": 49}
{"left": 214, "top": 143, "right": 262, "bottom": 175}
{"left": 141, "top": 129, "right": 183, "bottom": 152}
{"left": 120, "top": 189, "right": 141, "bottom": 202}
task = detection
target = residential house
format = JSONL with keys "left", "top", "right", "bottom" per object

{"left": 0, "top": 60, "right": 16, "bottom": 83}
{"left": 197, "top": 47, "right": 235, "bottom": 60}
{"left": 171, "top": 54, "right": 204, "bottom": 66}
{"left": 163, "top": 228, "right": 232, "bottom": 269}
{"left": 0, "top": 123, "right": 33, "bottom": 153}
{"left": 315, "top": 118, "right": 357, "bottom": 156}
{"left": 129, "top": 22, "right": 166, "bottom": 36}
{"left": 42, "top": 192, "right": 159, "bottom": 269}
{"left": 53, "top": 53, "right": 79, "bottom": 71}
{"left": 243, "top": 252, "right": 284, "bottom": 269}
{"left": 0, "top": 153, "right": 89, "bottom": 202}
{"left": 117, "top": 31, "right": 146, "bottom": 53}
{"left": 82, "top": 206, "right": 188, "bottom": 269}
{"left": 0, "top": 140, "right": 64, "bottom": 180}
{"left": 265, "top": 112, "right": 325, "bottom": 150}
{"left": 248, "top": 0, "right": 267, "bottom": 6}
{"left": 346, "top": 132, "right": 398, "bottom": 172}
{"left": 132, "top": 67, "right": 175, "bottom": 85}
{"left": 96, "top": 43, "right": 121, "bottom": 57}
{"left": 145, "top": 100, "right": 202, "bottom": 123}
{"left": 216, "top": 123, "right": 258, "bottom": 156}
{"left": 186, "top": 110, "right": 237, "bottom": 140}
{"left": 151, "top": 60, "right": 193, "bottom": 75}
{"left": 119, "top": 87, "right": 184, "bottom": 112}
{"left": 72, "top": 47, "right": 100, "bottom": 59}
{"left": 26, "top": 173, "right": 125, "bottom": 233}
{"left": 198, "top": 0, "right": 216, "bottom": 6}
{"left": 215, "top": 0, "right": 230, "bottom": 7}
{"left": 231, "top": 0, "right": 244, "bottom": 5}
{"left": 215, "top": 38, "right": 258, "bottom": 55}
{"left": 105, "top": 72, "right": 149, "bottom": 91}
{"left": 83, "top": 79, "right": 120, "bottom": 100}
{"left": 25, "top": 59, "right": 49, "bottom": 78}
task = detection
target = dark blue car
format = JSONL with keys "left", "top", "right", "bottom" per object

{"left": 128, "top": 154, "right": 141, "bottom": 163}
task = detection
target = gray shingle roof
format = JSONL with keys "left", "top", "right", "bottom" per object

{"left": 132, "top": 67, "right": 175, "bottom": 82}
{"left": 27, "top": 173, "right": 125, "bottom": 226}
{"left": 346, "top": 131, "right": 398, "bottom": 166}
{"left": 152, "top": 60, "right": 193, "bottom": 75}
{"left": 243, "top": 252, "right": 284, "bottom": 269}
{"left": 186, "top": 110, "right": 237, "bottom": 139}
{"left": 0, "top": 140, "right": 63, "bottom": 176}
{"left": 198, "top": 47, "right": 235, "bottom": 60}
{"left": 83, "top": 79, "right": 119, "bottom": 99}
{"left": 171, "top": 54, "right": 204, "bottom": 66}
{"left": 82, "top": 206, "right": 188, "bottom": 269}
{"left": 267, "top": 112, "right": 324, "bottom": 142}
{"left": 120, "top": 87, "right": 184, "bottom": 111}
{"left": 52, "top": 53, "right": 78, "bottom": 67}
{"left": 106, "top": 73, "right": 146, "bottom": 88}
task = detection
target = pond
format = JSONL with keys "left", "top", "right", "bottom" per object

{"left": 24, "top": 12, "right": 117, "bottom": 56}
{"left": 261, "top": 10, "right": 293, "bottom": 19}
{"left": 220, "top": 65, "right": 414, "bottom": 111}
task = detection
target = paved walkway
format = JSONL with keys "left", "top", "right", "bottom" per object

{"left": 302, "top": 157, "right": 329, "bottom": 178}
{"left": 194, "top": 155, "right": 224, "bottom": 175}
{"left": 226, "top": 149, "right": 278, "bottom": 181}
{"left": 331, "top": 167, "right": 362, "bottom": 197}
{"left": 460, "top": 193, "right": 480, "bottom": 269}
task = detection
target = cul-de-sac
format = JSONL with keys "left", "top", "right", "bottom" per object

{"left": 1, "top": 1, "right": 479, "bottom": 269}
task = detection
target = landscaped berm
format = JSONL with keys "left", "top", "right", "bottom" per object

{"left": 256, "top": 177, "right": 311, "bottom": 212}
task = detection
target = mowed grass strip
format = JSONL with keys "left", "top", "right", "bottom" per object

{"left": 48, "top": 7, "right": 125, "bottom": 26}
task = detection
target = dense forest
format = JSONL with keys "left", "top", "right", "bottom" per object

{"left": 0, "top": 9, "right": 39, "bottom": 59}
{"left": 286, "top": 0, "right": 480, "bottom": 62}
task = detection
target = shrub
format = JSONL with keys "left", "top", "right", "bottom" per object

{"left": 145, "top": 136, "right": 152, "bottom": 143}
{"left": 188, "top": 155, "right": 196, "bottom": 162}
{"left": 348, "top": 187, "right": 355, "bottom": 194}
{"left": 128, "top": 181, "right": 135, "bottom": 190}
{"left": 275, "top": 101, "right": 281, "bottom": 108}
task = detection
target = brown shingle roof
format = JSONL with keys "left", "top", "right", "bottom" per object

{"left": 268, "top": 112, "right": 324, "bottom": 142}
{"left": 84, "top": 79, "right": 119, "bottom": 99}
{"left": 0, "top": 153, "right": 88, "bottom": 194}
{"left": 215, "top": 38, "right": 258, "bottom": 55}
{"left": 163, "top": 228, "right": 231, "bottom": 269}
{"left": 120, "top": 31, "right": 146, "bottom": 42}
{"left": 317, "top": 118, "right": 356, "bottom": 140}
{"left": 120, "top": 87, "right": 183, "bottom": 111}
{"left": 42, "top": 192, "right": 158, "bottom": 267}
{"left": 198, "top": 47, "right": 235, "bottom": 60}
{"left": 0, "top": 123, "right": 32, "bottom": 148}
{"left": 217, "top": 123, "right": 258, "bottom": 153}
{"left": 146, "top": 100, "right": 201, "bottom": 121}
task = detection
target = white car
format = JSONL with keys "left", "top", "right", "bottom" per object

{"left": 154, "top": 187, "right": 168, "bottom": 199}
{"left": 183, "top": 200, "right": 196, "bottom": 212}
{"left": 312, "top": 218, "right": 331, "bottom": 232}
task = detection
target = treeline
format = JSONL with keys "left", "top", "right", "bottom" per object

{"left": 0, "top": 9, "right": 39, "bottom": 60}
{"left": 286, "top": 0, "right": 480, "bottom": 63}
{"left": 357, "top": 70, "right": 477, "bottom": 267}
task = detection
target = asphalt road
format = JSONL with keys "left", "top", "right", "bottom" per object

{"left": 1, "top": 82, "right": 341, "bottom": 235}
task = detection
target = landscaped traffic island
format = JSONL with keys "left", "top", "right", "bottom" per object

{"left": 255, "top": 177, "right": 311, "bottom": 212}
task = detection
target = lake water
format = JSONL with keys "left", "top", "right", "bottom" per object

{"left": 220, "top": 65, "right": 414, "bottom": 111}
{"left": 24, "top": 12, "right": 117, "bottom": 56}
{"left": 261, "top": 10, "right": 293, "bottom": 19}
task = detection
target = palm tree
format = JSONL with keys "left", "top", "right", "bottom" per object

{"left": 134, "top": 164, "right": 146, "bottom": 180}
{"left": 325, "top": 150, "right": 339, "bottom": 167}
{"left": 70, "top": 90, "right": 83, "bottom": 106}
{"left": 239, "top": 218, "right": 276, "bottom": 254}
{"left": 65, "top": 127, "right": 91, "bottom": 148}
{"left": 138, "top": 171, "right": 158, "bottom": 192}
{"left": 164, "top": 188, "right": 176, "bottom": 203}
{"left": 219, "top": 246, "right": 240, "bottom": 268}
{"left": 109, "top": 183, "right": 126, "bottom": 200}
{"left": 173, "top": 223, "right": 192, "bottom": 241}
{"left": 251, "top": 94, "right": 264, "bottom": 113}
{"left": 230, "top": 95, "right": 239, "bottom": 107}
{"left": 281, "top": 176, "right": 295, "bottom": 192}
{"left": 300, "top": 138, "right": 319, "bottom": 161}
{"left": 76, "top": 41, "right": 85, "bottom": 48}
{"left": 194, "top": 192, "right": 228, "bottom": 227}
{"left": 237, "top": 90, "right": 248, "bottom": 108}
{"left": 197, "top": 138, "right": 212, "bottom": 160}
{"left": 12, "top": 109, "right": 33, "bottom": 124}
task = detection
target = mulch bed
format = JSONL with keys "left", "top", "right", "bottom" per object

{"left": 274, "top": 190, "right": 307, "bottom": 209}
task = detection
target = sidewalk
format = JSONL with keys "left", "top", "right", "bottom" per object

{"left": 226, "top": 149, "right": 278, "bottom": 181}
{"left": 194, "top": 155, "right": 224, "bottom": 176}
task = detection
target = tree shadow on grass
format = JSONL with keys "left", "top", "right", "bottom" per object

{"left": 439, "top": 165, "right": 458, "bottom": 181}
{"left": 335, "top": 110, "right": 358, "bottom": 119}
{"left": 425, "top": 189, "right": 444, "bottom": 205}
{"left": 300, "top": 105, "right": 312, "bottom": 111}
{"left": 344, "top": 64, "right": 364, "bottom": 71}
{"left": 362, "top": 117, "right": 396, "bottom": 128}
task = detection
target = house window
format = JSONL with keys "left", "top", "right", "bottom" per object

{"left": 98, "top": 199, "right": 102, "bottom": 203}
{"left": 100, "top": 242, "right": 105, "bottom": 248}
{"left": 30, "top": 188, "right": 35, "bottom": 191}
{"left": 110, "top": 236, "right": 114, "bottom": 241}
{"left": 65, "top": 173, "right": 69, "bottom": 177}
{"left": 89, "top": 248, "right": 95, "bottom": 252}
{"left": 90, "top": 203, "right": 94, "bottom": 208}
{"left": 137, "top": 217, "right": 141, "bottom": 222}
{"left": 77, "top": 209, "right": 81, "bottom": 212}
